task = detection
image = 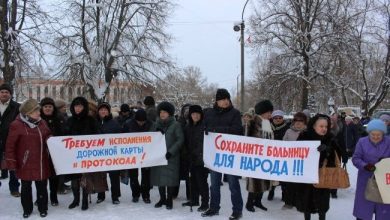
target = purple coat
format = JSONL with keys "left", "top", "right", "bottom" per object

{"left": 352, "top": 136, "right": 390, "bottom": 220}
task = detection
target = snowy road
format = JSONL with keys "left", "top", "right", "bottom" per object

{"left": 0, "top": 163, "right": 357, "bottom": 220}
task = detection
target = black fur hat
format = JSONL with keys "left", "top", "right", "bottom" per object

{"left": 143, "top": 96, "right": 155, "bottom": 106}
{"left": 40, "top": 97, "right": 55, "bottom": 107}
{"left": 157, "top": 101, "right": 175, "bottom": 116}
{"left": 215, "top": 88, "right": 230, "bottom": 101}
{"left": 0, "top": 84, "right": 12, "bottom": 94}
{"left": 255, "top": 100, "right": 274, "bottom": 115}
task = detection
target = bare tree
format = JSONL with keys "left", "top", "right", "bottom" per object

{"left": 0, "top": 0, "right": 50, "bottom": 87}
{"left": 52, "top": 0, "right": 173, "bottom": 102}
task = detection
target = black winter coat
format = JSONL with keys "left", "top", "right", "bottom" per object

{"left": 0, "top": 100, "right": 20, "bottom": 155}
{"left": 98, "top": 114, "right": 122, "bottom": 134}
{"left": 65, "top": 97, "right": 98, "bottom": 136}
{"left": 41, "top": 106, "right": 65, "bottom": 136}
{"left": 124, "top": 118, "right": 154, "bottom": 133}
{"left": 204, "top": 104, "right": 243, "bottom": 135}
{"left": 294, "top": 129, "right": 342, "bottom": 214}
{"left": 184, "top": 117, "right": 205, "bottom": 167}
{"left": 272, "top": 122, "right": 290, "bottom": 140}
{"left": 343, "top": 123, "right": 359, "bottom": 152}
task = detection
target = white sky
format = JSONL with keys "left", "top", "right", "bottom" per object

{"left": 167, "top": 0, "right": 255, "bottom": 92}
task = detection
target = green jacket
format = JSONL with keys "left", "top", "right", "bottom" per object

{"left": 150, "top": 116, "right": 184, "bottom": 186}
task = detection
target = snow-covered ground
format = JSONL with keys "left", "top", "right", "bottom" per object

{"left": 0, "top": 163, "right": 358, "bottom": 220}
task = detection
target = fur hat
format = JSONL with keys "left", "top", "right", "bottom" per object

{"left": 40, "top": 97, "right": 55, "bottom": 107}
{"left": 157, "top": 101, "right": 175, "bottom": 116}
{"left": 135, "top": 109, "right": 147, "bottom": 121}
{"left": 293, "top": 112, "right": 308, "bottom": 124}
{"left": 215, "top": 88, "right": 230, "bottom": 101}
{"left": 55, "top": 99, "right": 67, "bottom": 109}
{"left": 20, "top": 99, "right": 40, "bottom": 115}
{"left": 189, "top": 105, "right": 202, "bottom": 115}
{"left": 366, "top": 119, "right": 387, "bottom": 134}
{"left": 255, "top": 100, "right": 273, "bottom": 115}
{"left": 98, "top": 102, "right": 111, "bottom": 113}
{"left": 88, "top": 100, "right": 98, "bottom": 115}
{"left": 0, "top": 83, "right": 12, "bottom": 94}
{"left": 120, "top": 104, "right": 130, "bottom": 113}
{"left": 143, "top": 96, "right": 155, "bottom": 106}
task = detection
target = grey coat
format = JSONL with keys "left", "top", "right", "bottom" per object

{"left": 150, "top": 116, "right": 184, "bottom": 187}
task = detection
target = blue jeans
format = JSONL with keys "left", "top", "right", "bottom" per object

{"left": 9, "top": 170, "right": 20, "bottom": 192}
{"left": 209, "top": 171, "right": 243, "bottom": 213}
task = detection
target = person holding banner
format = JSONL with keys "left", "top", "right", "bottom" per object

{"left": 65, "top": 97, "right": 99, "bottom": 211}
{"left": 5, "top": 99, "right": 52, "bottom": 218}
{"left": 352, "top": 119, "right": 390, "bottom": 220}
{"left": 295, "top": 114, "right": 343, "bottom": 220}
{"left": 201, "top": 88, "right": 244, "bottom": 220}
{"left": 245, "top": 100, "right": 274, "bottom": 212}
{"left": 151, "top": 101, "right": 184, "bottom": 210}
{"left": 124, "top": 109, "right": 155, "bottom": 204}
{"left": 96, "top": 102, "right": 122, "bottom": 205}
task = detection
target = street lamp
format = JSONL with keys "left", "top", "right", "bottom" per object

{"left": 234, "top": 0, "right": 250, "bottom": 112}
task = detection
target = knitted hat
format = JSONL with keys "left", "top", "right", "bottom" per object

{"left": 189, "top": 105, "right": 202, "bottom": 115}
{"left": 98, "top": 102, "right": 111, "bottom": 113}
{"left": 215, "top": 88, "right": 230, "bottom": 101}
{"left": 255, "top": 100, "right": 273, "bottom": 115}
{"left": 271, "top": 110, "right": 285, "bottom": 118}
{"left": 55, "top": 99, "right": 67, "bottom": 109}
{"left": 40, "top": 97, "right": 55, "bottom": 107}
{"left": 135, "top": 109, "right": 147, "bottom": 121}
{"left": 120, "top": 104, "right": 130, "bottom": 113}
{"left": 20, "top": 99, "right": 40, "bottom": 115}
{"left": 157, "top": 101, "right": 175, "bottom": 116}
{"left": 366, "top": 119, "right": 387, "bottom": 134}
{"left": 379, "top": 114, "right": 390, "bottom": 123}
{"left": 143, "top": 96, "right": 155, "bottom": 106}
{"left": 0, "top": 83, "right": 12, "bottom": 94}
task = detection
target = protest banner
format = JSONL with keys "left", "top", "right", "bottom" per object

{"left": 47, "top": 132, "right": 167, "bottom": 175}
{"left": 203, "top": 132, "right": 321, "bottom": 183}
{"left": 375, "top": 158, "right": 390, "bottom": 204}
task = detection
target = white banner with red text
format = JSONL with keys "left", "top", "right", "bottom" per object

{"left": 203, "top": 132, "right": 321, "bottom": 183}
{"left": 47, "top": 132, "right": 167, "bottom": 175}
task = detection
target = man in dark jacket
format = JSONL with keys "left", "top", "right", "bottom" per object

{"left": 116, "top": 104, "right": 133, "bottom": 128}
{"left": 144, "top": 96, "right": 157, "bottom": 122}
{"left": 343, "top": 116, "right": 359, "bottom": 157}
{"left": 201, "top": 89, "right": 244, "bottom": 220}
{"left": 0, "top": 83, "right": 21, "bottom": 197}
{"left": 124, "top": 109, "right": 154, "bottom": 204}
{"left": 96, "top": 102, "right": 122, "bottom": 204}
{"left": 183, "top": 105, "right": 209, "bottom": 212}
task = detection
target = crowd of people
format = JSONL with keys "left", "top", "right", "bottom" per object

{"left": 0, "top": 83, "right": 389, "bottom": 220}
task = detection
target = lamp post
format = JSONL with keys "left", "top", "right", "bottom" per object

{"left": 234, "top": 0, "right": 250, "bottom": 112}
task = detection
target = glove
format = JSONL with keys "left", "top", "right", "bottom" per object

{"left": 165, "top": 152, "right": 172, "bottom": 160}
{"left": 156, "top": 128, "right": 165, "bottom": 135}
{"left": 317, "top": 144, "right": 328, "bottom": 152}
{"left": 204, "top": 127, "right": 209, "bottom": 135}
{"left": 364, "top": 164, "right": 376, "bottom": 172}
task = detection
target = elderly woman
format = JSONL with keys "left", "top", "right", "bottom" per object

{"left": 295, "top": 114, "right": 344, "bottom": 220}
{"left": 5, "top": 99, "right": 52, "bottom": 218}
{"left": 352, "top": 119, "right": 390, "bottom": 220}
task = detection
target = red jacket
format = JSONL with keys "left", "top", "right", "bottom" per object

{"left": 5, "top": 115, "right": 52, "bottom": 181}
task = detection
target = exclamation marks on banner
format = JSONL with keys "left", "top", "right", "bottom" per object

{"left": 140, "top": 153, "right": 146, "bottom": 164}
{"left": 293, "top": 159, "right": 304, "bottom": 176}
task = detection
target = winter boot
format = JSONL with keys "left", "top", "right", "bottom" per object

{"left": 197, "top": 203, "right": 209, "bottom": 212}
{"left": 50, "top": 191, "right": 58, "bottom": 206}
{"left": 201, "top": 209, "right": 219, "bottom": 217}
{"left": 267, "top": 186, "right": 275, "bottom": 201}
{"left": 245, "top": 193, "right": 255, "bottom": 212}
{"left": 81, "top": 190, "right": 88, "bottom": 211}
{"left": 68, "top": 185, "right": 80, "bottom": 209}
{"left": 155, "top": 187, "right": 166, "bottom": 208}
{"left": 229, "top": 212, "right": 242, "bottom": 220}
{"left": 166, "top": 187, "right": 174, "bottom": 210}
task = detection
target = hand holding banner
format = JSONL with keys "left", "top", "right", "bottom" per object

{"left": 203, "top": 132, "right": 320, "bottom": 183}
{"left": 375, "top": 158, "right": 390, "bottom": 204}
{"left": 47, "top": 132, "right": 167, "bottom": 175}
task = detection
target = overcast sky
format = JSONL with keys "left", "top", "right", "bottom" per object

{"left": 167, "top": 0, "right": 255, "bottom": 92}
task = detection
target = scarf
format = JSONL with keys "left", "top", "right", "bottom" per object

{"left": 260, "top": 116, "right": 274, "bottom": 139}
{"left": 20, "top": 113, "right": 41, "bottom": 128}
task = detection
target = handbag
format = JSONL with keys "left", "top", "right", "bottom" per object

{"left": 313, "top": 151, "right": 350, "bottom": 189}
{"left": 365, "top": 174, "right": 384, "bottom": 203}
